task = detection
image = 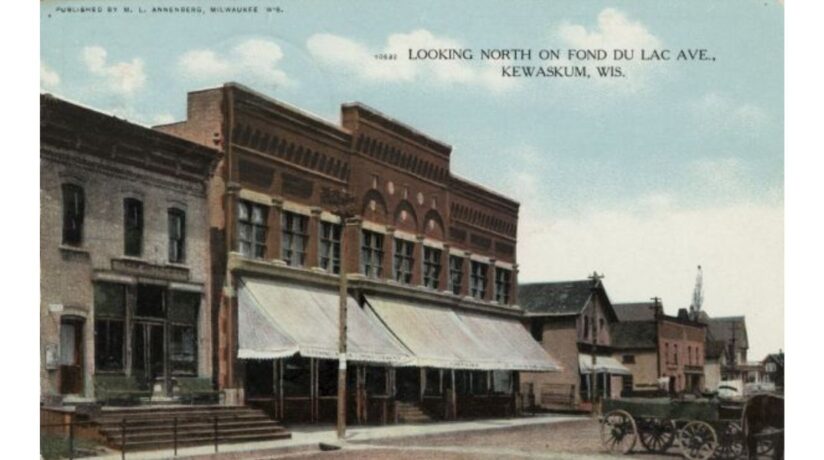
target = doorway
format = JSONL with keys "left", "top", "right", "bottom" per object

{"left": 133, "top": 322, "right": 165, "bottom": 389}
{"left": 59, "top": 316, "right": 85, "bottom": 395}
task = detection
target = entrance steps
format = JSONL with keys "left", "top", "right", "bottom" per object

{"left": 92, "top": 405, "right": 291, "bottom": 451}
{"left": 395, "top": 401, "right": 433, "bottom": 423}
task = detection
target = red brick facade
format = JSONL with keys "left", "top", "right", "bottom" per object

{"left": 156, "top": 83, "right": 521, "bottom": 397}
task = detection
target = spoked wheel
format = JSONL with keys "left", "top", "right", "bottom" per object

{"left": 715, "top": 422, "right": 745, "bottom": 459}
{"left": 677, "top": 420, "right": 718, "bottom": 460}
{"left": 600, "top": 409, "right": 638, "bottom": 454}
{"left": 757, "top": 438, "right": 775, "bottom": 457}
{"left": 638, "top": 418, "right": 676, "bottom": 453}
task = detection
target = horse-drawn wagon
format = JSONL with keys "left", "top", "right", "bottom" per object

{"left": 600, "top": 395, "right": 782, "bottom": 459}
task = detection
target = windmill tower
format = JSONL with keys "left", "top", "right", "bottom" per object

{"left": 689, "top": 265, "right": 704, "bottom": 321}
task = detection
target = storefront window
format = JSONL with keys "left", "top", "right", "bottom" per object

{"left": 94, "top": 283, "right": 126, "bottom": 372}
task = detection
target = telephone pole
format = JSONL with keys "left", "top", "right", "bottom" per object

{"left": 322, "top": 188, "right": 357, "bottom": 440}
{"left": 588, "top": 271, "right": 604, "bottom": 413}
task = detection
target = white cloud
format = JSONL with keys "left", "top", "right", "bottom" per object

{"left": 178, "top": 39, "right": 292, "bottom": 88}
{"left": 517, "top": 199, "right": 783, "bottom": 360}
{"left": 557, "top": 8, "right": 663, "bottom": 92}
{"left": 82, "top": 46, "right": 146, "bottom": 96}
{"left": 40, "top": 60, "right": 60, "bottom": 90}
{"left": 306, "top": 30, "right": 514, "bottom": 92}
{"left": 690, "top": 93, "right": 769, "bottom": 132}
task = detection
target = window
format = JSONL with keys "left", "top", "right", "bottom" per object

{"left": 136, "top": 284, "right": 165, "bottom": 318}
{"left": 169, "top": 291, "right": 199, "bottom": 375}
{"left": 448, "top": 256, "right": 464, "bottom": 295}
{"left": 674, "top": 344, "right": 679, "bottom": 365}
{"left": 123, "top": 198, "right": 143, "bottom": 256}
{"left": 494, "top": 268, "right": 512, "bottom": 304}
{"left": 61, "top": 184, "right": 84, "bottom": 246}
{"left": 622, "top": 375, "right": 634, "bottom": 396}
{"left": 393, "top": 238, "right": 414, "bottom": 284}
{"left": 319, "top": 222, "right": 342, "bottom": 274}
{"left": 423, "top": 246, "right": 442, "bottom": 289}
{"left": 281, "top": 211, "right": 308, "bottom": 266}
{"left": 665, "top": 343, "right": 670, "bottom": 364}
{"left": 470, "top": 261, "right": 488, "bottom": 299}
{"left": 361, "top": 230, "right": 384, "bottom": 278}
{"left": 583, "top": 316, "right": 590, "bottom": 339}
{"left": 94, "top": 283, "right": 126, "bottom": 372}
{"left": 238, "top": 200, "right": 267, "bottom": 259}
{"left": 599, "top": 318, "right": 605, "bottom": 332}
{"left": 168, "top": 208, "right": 186, "bottom": 263}
{"left": 622, "top": 354, "right": 636, "bottom": 364}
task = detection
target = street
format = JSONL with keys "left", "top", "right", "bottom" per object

{"left": 264, "top": 419, "right": 676, "bottom": 460}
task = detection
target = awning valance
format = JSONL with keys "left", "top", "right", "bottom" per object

{"left": 237, "top": 278, "right": 412, "bottom": 365}
{"left": 365, "top": 295, "right": 560, "bottom": 372}
{"left": 578, "top": 354, "right": 632, "bottom": 375}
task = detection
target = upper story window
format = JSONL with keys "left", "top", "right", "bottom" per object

{"left": 61, "top": 184, "right": 85, "bottom": 246}
{"left": 674, "top": 344, "right": 679, "bottom": 365}
{"left": 281, "top": 211, "right": 308, "bottom": 267}
{"left": 448, "top": 256, "right": 464, "bottom": 295}
{"left": 238, "top": 200, "right": 267, "bottom": 259}
{"left": 123, "top": 198, "right": 143, "bottom": 257}
{"left": 622, "top": 354, "right": 636, "bottom": 364}
{"left": 361, "top": 230, "right": 384, "bottom": 278}
{"left": 167, "top": 208, "right": 186, "bottom": 263}
{"left": 470, "top": 261, "right": 488, "bottom": 299}
{"left": 393, "top": 238, "right": 414, "bottom": 284}
{"left": 494, "top": 268, "right": 511, "bottom": 304}
{"left": 665, "top": 343, "right": 670, "bottom": 364}
{"left": 423, "top": 246, "right": 442, "bottom": 289}
{"left": 319, "top": 222, "right": 342, "bottom": 274}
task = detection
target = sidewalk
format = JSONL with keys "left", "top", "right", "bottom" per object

{"left": 91, "top": 413, "right": 588, "bottom": 460}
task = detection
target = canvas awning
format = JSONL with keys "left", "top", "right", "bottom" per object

{"left": 578, "top": 354, "right": 632, "bottom": 375}
{"left": 237, "top": 278, "right": 412, "bottom": 365}
{"left": 365, "top": 295, "right": 560, "bottom": 371}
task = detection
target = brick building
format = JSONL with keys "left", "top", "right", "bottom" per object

{"left": 519, "top": 279, "right": 630, "bottom": 410}
{"left": 40, "top": 95, "right": 220, "bottom": 404}
{"left": 156, "top": 83, "right": 558, "bottom": 423}
{"left": 612, "top": 302, "right": 707, "bottom": 395}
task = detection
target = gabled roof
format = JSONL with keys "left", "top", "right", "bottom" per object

{"left": 519, "top": 279, "right": 615, "bottom": 320}
{"left": 610, "top": 321, "right": 657, "bottom": 350}
{"left": 613, "top": 302, "right": 658, "bottom": 322}
{"left": 764, "top": 353, "right": 784, "bottom": 367}
{"left": 706, "top": 316, "right": 748, "bottom": 350}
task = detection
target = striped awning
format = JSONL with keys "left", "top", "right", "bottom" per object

{"left": 578, "top": 354, "right": 632, "bottom": 375}
{"left": 365, "top": 295, "right": 560, "bottom": 371}
{"left": 237, "top": 278, "right": 412, "bottom": 365}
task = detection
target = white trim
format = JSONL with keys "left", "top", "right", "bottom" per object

{"left": 449, "top": 247, "right": 468, "bottom": 257}
{"left": 361, "top": 220, "right": 386, "bottom": 234}
{"left": 169, "top": 282, "right": 205, "bottom": 293}
{"left": 92, "top": 272, "right": 137, "bottom": 285}
{"left": 494, "top": 260, "right": 514, "bottom": 270}
{"left": 392, "top": 229, "right": 418, "bottom": 242}
{"left": 470, "top": 254, "right": 492, "bottom": 264}
{"left": 422, "top": 238, "right": 445, "bottom": 249}
{"left": 282, "top": 201, "right": 313, "bottom": 216}
{"left": 239, "top": 188, "right": 271, "bottom": 206}
{"left": 320, "top": 211, "right": 341, "bottom": 224}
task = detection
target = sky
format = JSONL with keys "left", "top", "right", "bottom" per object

{"left": 40, "top": 0, "right": 784, "bottom": 360}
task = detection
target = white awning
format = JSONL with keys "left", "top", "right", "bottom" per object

{"left": 365, "top": 295, "right": 560, "bottom": 372}
{"left": 237, "top": 278, "right": 412, "bottom": 365}
{"left": 578, "top": 354, "right": 632, "bottom": 375}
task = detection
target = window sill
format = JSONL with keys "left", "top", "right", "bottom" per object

{"left": 59, "top": 245, "right": 90, "bottom": 255}
{"left": 165, "top": 262, "right": 191, "bottom": 270}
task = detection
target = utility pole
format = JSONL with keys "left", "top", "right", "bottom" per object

{"left": 588, "top": 271, "right": 604, "bottom": 413}
{"left": 322, "top": 188, "right": 357, "bottom": 440}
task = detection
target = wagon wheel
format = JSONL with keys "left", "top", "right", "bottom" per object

{"left": 715, "top": 422, "right": 745, "bottom": 459}
{"left": 677, "top": 420, "right": 718, "bottom": 460}
{"left": 638, "top": 417, "right": 675, "bottom": 453}
{"left": 600, "top": 409, "right": 637, "bottom": 454}
{"left": 756, "top": 438, "right": 774, "bottom": 457}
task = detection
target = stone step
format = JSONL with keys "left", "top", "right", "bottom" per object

{"left": 104, "top": 425, "right": 287, "bottom": 442}
{"left": 96, "top": 413, "right": 269, "bottom": 426}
